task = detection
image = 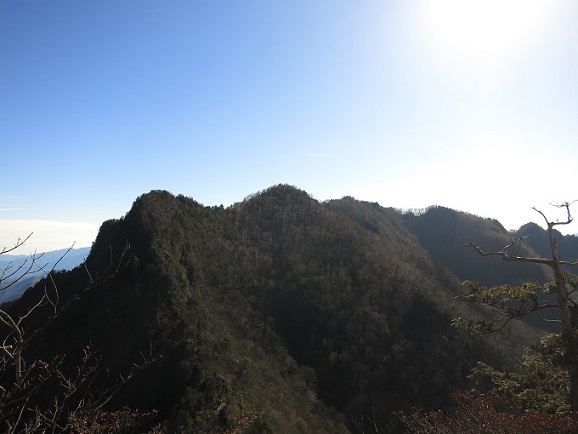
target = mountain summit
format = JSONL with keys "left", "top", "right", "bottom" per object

{"left": 1, "top": 186, "right": 557, "bottom": 432}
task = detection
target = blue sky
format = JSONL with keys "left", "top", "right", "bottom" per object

{"left": 1, "top": 1, "right": 577, "bottom": 252}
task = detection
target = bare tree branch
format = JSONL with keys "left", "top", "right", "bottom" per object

{"left": 0, "top": 235, "right": 152, "bottom": 432}
{"left": 459, "top": 202, "right": 578, "bottom": 412}
{"left": 0, "top": 234, "right": 33, "bottom": 256}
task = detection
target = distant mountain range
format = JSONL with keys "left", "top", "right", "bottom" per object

{"left": 2, "top": 186, "right": 577, "bottom": 432}
{"left": 0, "top": 247, "right": 90, "bottom": 303}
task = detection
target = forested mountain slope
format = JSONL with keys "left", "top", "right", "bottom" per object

{"left": 2, "top": 186, "right": 544, "bottom": 433}
{"left": 515, "top": 222, "right": 578, "bottom": 269}
{"left": 403, "top": 206, "right": 549, "bottom": 287}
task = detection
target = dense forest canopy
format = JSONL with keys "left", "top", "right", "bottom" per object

{"left": 2, "top": 185, "right": 569, "bottom": 433}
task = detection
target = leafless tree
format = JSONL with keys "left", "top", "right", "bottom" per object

{"left": 0, "top": 234, "right": 153, "bottom": 433}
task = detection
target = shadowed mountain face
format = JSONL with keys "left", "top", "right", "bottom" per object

{"left": 515, "top": 222, "right": 578, "bottom": 269}
{"left": 402, "top": 206, "right": 550, "bottom": 287}
{"left": 3, "top": 186, "right": 558, "bottom": 432}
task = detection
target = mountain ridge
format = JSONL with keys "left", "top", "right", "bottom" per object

{"left": 1, "top": 185, "right": 572, "bottom": 433}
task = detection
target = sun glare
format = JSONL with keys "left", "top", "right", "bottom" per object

{"left": 421, "top": 0, "right": 552, "bottom": 65}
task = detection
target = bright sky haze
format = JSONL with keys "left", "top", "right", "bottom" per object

{"left": 1, "top": 1, "right": 577, "bottom": 253}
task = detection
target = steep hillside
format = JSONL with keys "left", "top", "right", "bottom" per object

{"left": 403, "top": 206, "right": 549, "bottom": 287}
{"left": 234, "top": 188, "right": 507, "bottom": 426}
{"left": 1, "top": 186, "right": 540, "bottom": 433}
{"left": 516, "top": 222, "right": 578, "bottom": 269}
